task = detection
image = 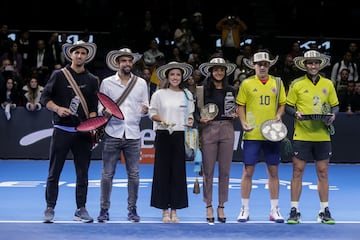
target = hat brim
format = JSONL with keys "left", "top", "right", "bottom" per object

{"left": 198, "top": 62, "right": 236, "bottom": 76}
{"left": 106, "top": 50, "right": 142, "bottom": 71}
{"left": 293, "top": 55, "right": 331, "bottom": 71}
{"left": 62, "top": 42, "right": 97, "bottom": 64}
{"left": 156, "top": 62, "right": 193, "bottom": 81}
{"left": 243, "top": 55, "right": 279, "bottom": 70}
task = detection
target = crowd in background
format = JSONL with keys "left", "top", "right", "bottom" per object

{"left": 1, "top": 8, "right": 360, "bottom": 120}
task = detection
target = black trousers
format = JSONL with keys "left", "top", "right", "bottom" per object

{"left": 45, "top": 128, "right": 92, "bottom": 209}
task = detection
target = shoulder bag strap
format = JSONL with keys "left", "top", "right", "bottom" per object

{"left": 115, "top": 76, "right": 138, "bottom": 106}
{"left": 184, "top": 88, "right": 190, "bottom": 125}
{"left": 61, "top": 68, "right": 89, "bottom": 118}
{"left": 275, "top": 77, "right": 281, "bottom": 115}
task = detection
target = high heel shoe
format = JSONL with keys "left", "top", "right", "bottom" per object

{"left": 217, "top": 206, "right": 226, "bottom": 223}
{"left": 206, "top": 205, "right": 214, "bottom": 224}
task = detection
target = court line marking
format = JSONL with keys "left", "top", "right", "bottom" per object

{"left": 0, "top": 220, "right": 359, "bottom": 224}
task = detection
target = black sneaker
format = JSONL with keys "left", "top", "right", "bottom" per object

{"left": 74, "top": 207, "right": 94, "bottom": 223}
{"left": 43, "top": 207, "right": 55, "bottom": 223}
{"left": 317, "top": 207, "right": 335, "bottom": 224}
{"left": 128, "top": 207, "right": 140, "bottom": 222}
{"left": 287, "top": 207, "right": 301, "bottom": 224}
{"left": 97, "top": 208, "right": 109, "bottom": 222}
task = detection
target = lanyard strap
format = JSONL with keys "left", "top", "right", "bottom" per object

{"left": 61, "top": 68, "right": 89, "bottom": 118}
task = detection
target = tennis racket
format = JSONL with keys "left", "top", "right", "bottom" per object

{"left": 97, "top": 92, "right": 124, "bottom": 120}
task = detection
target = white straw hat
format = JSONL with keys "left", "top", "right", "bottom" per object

{"left": 156, "top": 61, "right": 193, "bottom": 81}
{"left": 106, "top": 48, "right": 142, "bottom": 71}
{"left": 243, "top": 51, "right": 278, "bottom": 69}
{"left": 62, "top": 40, "right": 97, "bottom": 64}
{"left": 198, "top": 57, "right": 236, "bottom": 76}
{"left": 293, "top": 50, "right": 331, "bottom": 71}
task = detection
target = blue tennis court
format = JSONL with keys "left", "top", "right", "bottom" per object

{"left": 0, "top": 160, "right": 359, "bottom": 239}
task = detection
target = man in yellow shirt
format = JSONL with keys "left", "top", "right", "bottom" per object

{"left": 285, "top": 50, "right": 339, "bottom": 224}
{"left": 236, "top": 50, "right": 286, "bottom": 223}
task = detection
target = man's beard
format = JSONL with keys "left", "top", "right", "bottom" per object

{"left": 121, "top": 67, "right": 131, "bottom": 75}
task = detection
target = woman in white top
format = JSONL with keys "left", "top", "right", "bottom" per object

{"left": 149, "top": 61, "right": 194, "bottom": 223}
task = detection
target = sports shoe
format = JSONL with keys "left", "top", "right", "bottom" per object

{"left": 287, "top": 207, "right": 301, "bottom": 224}
{"left": 269, "top": 207, "right": 284, "bottom": 223}
{"left": 97, "top": 208, "right": 109, "bottom": 222}
{"left": 317, "top": 207, "right": 335, "bottom": 224}
{"left": 128, "top": 207, "right": 140, "bottom": 222}
{"left": 43, "top": 207, "right": 55, "bottom": 223}
{"left": 74, "top": 207, "right": 94, "bottom": 223}
{"left": 237, "top": 207, "right": 249, "bottom": 222}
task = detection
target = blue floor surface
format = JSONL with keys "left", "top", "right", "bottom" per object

{"left": 0, "top": 160, "right": 359, "bottom": 239}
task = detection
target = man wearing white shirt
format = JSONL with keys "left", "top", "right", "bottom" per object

{"left": 97, "top": 48, "right": 149, "bottom": 223}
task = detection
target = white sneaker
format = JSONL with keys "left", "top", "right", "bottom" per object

{"left": 270, "top": 207, "right": 284, "bottom": 223}
{"left": 237, "top": 207, "right": 249, "bottom": 222}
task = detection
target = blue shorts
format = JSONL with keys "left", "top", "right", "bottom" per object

{"left": 292, "top": 140, "right": 332, "bottom": 162}
{"left": 242, "top": 140, "right": 281, "bottom": 165}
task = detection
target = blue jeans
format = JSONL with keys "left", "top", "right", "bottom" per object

{"left": 100, "top": 134, "right": 141, "bottom": 210}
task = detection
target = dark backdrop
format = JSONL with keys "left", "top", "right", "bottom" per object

{"left": 3, "top": 0, "right": 360, "bottom": 38}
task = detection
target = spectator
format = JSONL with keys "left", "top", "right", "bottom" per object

{"left": 277, "top": 54, "right": 303, "bottom": 92}
{"left": 216, "top": 15, "right": 247, "bottom": 63}
{"left": 143, "top": 39, "right": 165, "bottom": 70}
{"left": 15, "top": 29, "right": 32, "bottom": 77}
{"left": 350, "top": 81, "right": 360, "bottom": 113}
{"left": 184, "top": 72, "right": 197, "bottom": 96}
{"left": 335, "top": 68, "right": 350, "bottom": 95}
{"left": 234, "top": 44, "right": 254, "bottom": 79}
{"left": 287, "top": 41, "right": 303, "bottom": 59}
{"left": 331, "top": 51, "right": 358, "bottom": 85}
{"left": 141, "top": 66, "right": 153, "bottom": 99}
{"left": 0, "top": 58, "right": 24, "bottom": 93}
{"left": 338, "top": 80, "right": 355, "bottom": 113}
{"left": 0, "top": 24, "right": 13, "bottom": 57}
{"left": 22, "top": 76, "right": 43, "bottom": 111}
{"left": 0, "top": 77, "right": 19, "bottom": 120}
{"left": 174, "top": 18, "right": 195, "bottom": 57}
{"left": 47, "top": 32, "right": 65, "bottom": 68}
{"left": 29, "top": 39, "right": 55, "bottom": 86}
{"left": 193, "top": 69, "right": 203, "bottom": 86}
{"left": 0, "top": 42, "right": 23, "bottom": 79}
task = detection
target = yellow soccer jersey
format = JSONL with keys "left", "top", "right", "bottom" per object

{"left": 287, "top": 75, "right": 339, "bottom": 141}
{"left": 236, "top": 75, "right": 286, "bottom": 140}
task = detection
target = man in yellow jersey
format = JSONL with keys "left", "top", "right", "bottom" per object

{"left": 236, "top": 50, "right": 286, "bottom": 223}
{"left": 285, "top": 50, "right": 339, "bottom": 225}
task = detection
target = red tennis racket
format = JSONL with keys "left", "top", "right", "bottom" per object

{"left": 97, "top": 92, "right": 124, "bottom": 120}
{"left": 76, "top": 116, "right": 109, "bottom": 132}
